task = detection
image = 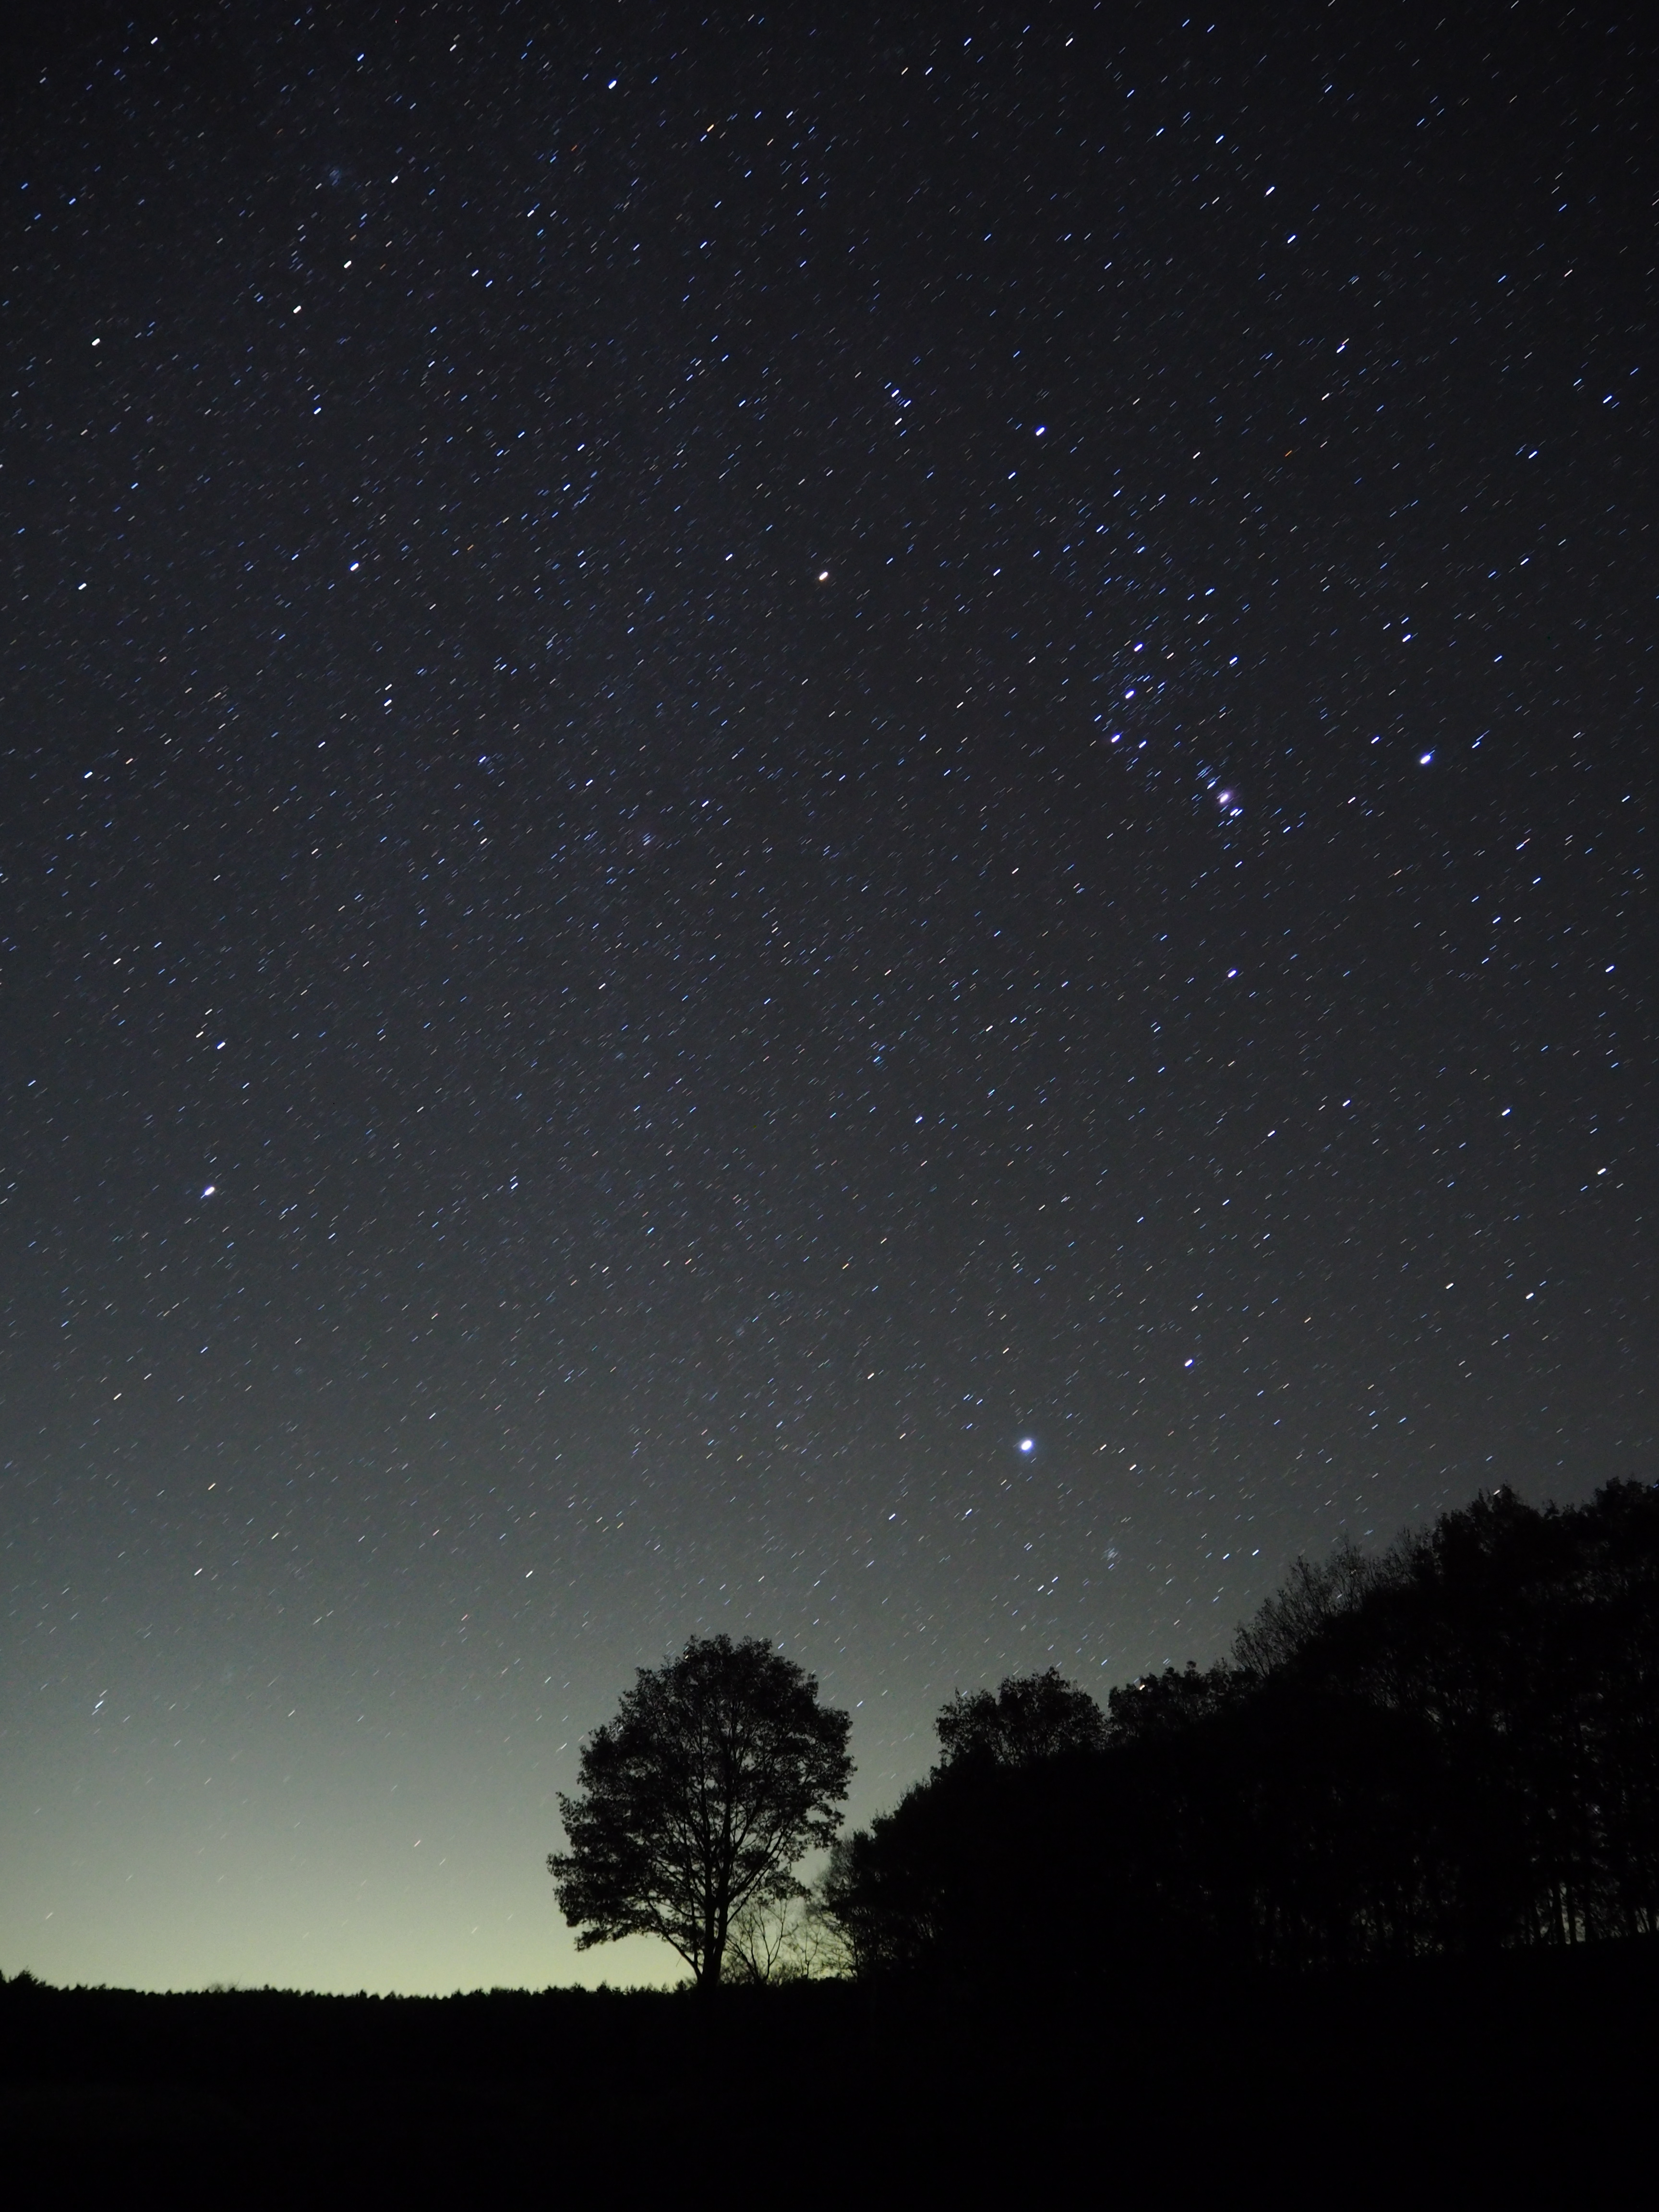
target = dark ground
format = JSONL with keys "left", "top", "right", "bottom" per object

{"left": 2, "top": 1939, "right": 1654, "bottom": 2203}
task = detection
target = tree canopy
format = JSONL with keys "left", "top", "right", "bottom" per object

{"left": 824, "top": 1482, "right": 1659, "bottom": 1986}
{"left": 549, "top": 1633, "right": 853, "bottom": 1990}
{"left": 935, "top": 1667, "right": 1108, "bottom": 1770}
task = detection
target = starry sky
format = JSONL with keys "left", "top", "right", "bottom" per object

{"left": 2, "top": 1, "right": 1652, "bottom": 1994}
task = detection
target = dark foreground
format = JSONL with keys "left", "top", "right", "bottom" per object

{"left": 3, "top": 1940, "right": 1654, "bottom": 2202}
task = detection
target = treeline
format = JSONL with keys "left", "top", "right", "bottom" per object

{"left": 823, "top": 1481, "right": 1659, "bottom": 1982}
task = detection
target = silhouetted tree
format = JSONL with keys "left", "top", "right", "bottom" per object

{"left": 725, "top": 1877, "right": 852, "bottom": 1984}
{"left": 1105, "top": 1659, "right": 1244, "bottom": 1745}
{"left": 937, "top": 1668, "right": 1108, "bottom": 1768}
{"left": 823, "top": 1670, "right": 1119, "bottom": 1984}
{"left": 1231, "top": 1539, "right": 1396, "bottom": 1675}
{"left": 549, "top": 1634, "right": 853, "bottom": 1991}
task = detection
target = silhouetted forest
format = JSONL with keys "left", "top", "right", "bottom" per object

{"left": 6, "top": 1483, "right": 1659, "bottom": 2192}
{"left": 825, "top": 1482, "right": 1659, "bottom": 1983}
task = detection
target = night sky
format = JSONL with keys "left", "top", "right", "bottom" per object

{"left": 2, "top": 1, "right": 1652, "bottom": 1994}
